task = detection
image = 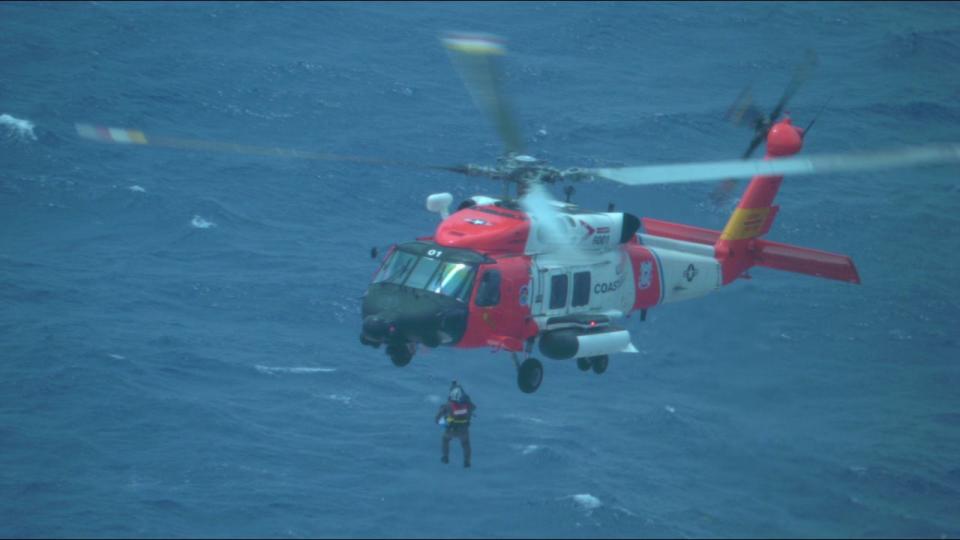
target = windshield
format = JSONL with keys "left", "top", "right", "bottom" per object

{"left": 424, "top": 262, "right": 475, "bottom": 301}
{"left": 373, "top": 250, "right": 418, "bottom": 285}
{"left": 373, "top": 249, "right": 477, "bottom": 302}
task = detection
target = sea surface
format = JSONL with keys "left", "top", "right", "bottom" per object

{"left": 2, "top": 2, "right": 960, "bottom": 538}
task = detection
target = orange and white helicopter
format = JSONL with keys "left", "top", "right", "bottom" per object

{"left": 78, "top": 32, "right": 960, "bottom": 393}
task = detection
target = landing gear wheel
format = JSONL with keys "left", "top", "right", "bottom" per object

{"left": 386, "top": 343, "right": 414, "bottom": 367}
{"left": 577, "top": 357, "right": 591, "bottom": 372}
{"left": 590, "top": 355, "right": 609, "bottom": 375}
{"left": 517, "top": 357, "right": 544, "bottom": 394}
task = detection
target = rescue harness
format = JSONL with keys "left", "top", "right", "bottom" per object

{"left": 446, "top": 400, "right": 471, "bottom": 426}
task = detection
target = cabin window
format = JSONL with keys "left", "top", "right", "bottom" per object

{"left": 475, "top": 270, "right": 501, "bottom": 307}
{"left": 572, "top": 271, "right": 591, "bottom": 307}
{"left": 549, "top": 274, "right": 568, "bottom": 310}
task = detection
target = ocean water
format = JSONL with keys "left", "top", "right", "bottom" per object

{"left": 2, "top": 2, "right": 960, "bottom": 538}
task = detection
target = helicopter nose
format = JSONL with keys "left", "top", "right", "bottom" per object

{"left": 362, "top": 315, "right": 392, "bottom": 341}
{"left": 362, "top": 282, "right": 470, "bottom": 347}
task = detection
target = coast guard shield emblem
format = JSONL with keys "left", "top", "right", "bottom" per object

{"left": 639, "top": 261, "right": 653, "bottom": 289}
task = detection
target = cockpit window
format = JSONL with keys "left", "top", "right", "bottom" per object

{"left": 404, "top": 257, "right": 443, "bottom": 289}
{"left": 373, "top": 250, "right": 417, "bottom": 284}
{"left": 422, "top": 262, "right": 474, "bottom": 302}
{"left": 373, "top": 249, "right": 477, "bottom": 303}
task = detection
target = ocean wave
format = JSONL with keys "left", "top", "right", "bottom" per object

{"left": 190, "top": 215, "right": 216, "bottom": 229}
{"left": 254, "top": 365, "right": 337, "bottom": 375}
{"left": 859, "top": 101, "right": 960, "bottom": 122}
{"left": 0, "top": 113, "right": 37, "bottom": 142}
{"left": 185, "top": 197, "right": 296, "bottom": 232}
{"left": 520, "top": 444, "right": 542, "bottom": 455}
{"left": 571, "top": 493, "right": 602, "bottom": 512}
{"left": 508, "top": 443, "right": 545, "bottom": 456}
{"left": 507, "top": 442, "right": 570, "bottom": 465}
{"left": 503, "top": 413, "right": 551, "bottom": 425}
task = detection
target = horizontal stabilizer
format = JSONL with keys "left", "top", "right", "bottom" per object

{"left": 642, "top": 218, "right": 720, "bottom": 245}
{"left": 641, "top": 218, "right": 860, "bottom": 284}
{"left": 753, "top": 239, "right": 861, "bottom": 284}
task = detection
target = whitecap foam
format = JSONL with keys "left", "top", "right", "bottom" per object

{"left": 664, "top": 405, "right": 676, "bottom": 414}
{"left": 254, "top": 365, "right": 336, "bottom": 375}
{"left": 848, "top": 465, "right": 868, "bottom": 476}
{"left": 108, "top": 353, "right": 126, "bottom": 360}
{"left": 572, "top": 493, "right": 602, "bottom": 511}
{"left": 509, "top": 443, "right": 544, "bottom": 455}
{"left": 0, "top": 113, "right": 37, "bottom": 141}
{"left": 129, "top": 185, "right": 146, "bottom": 193}
{"left": 327, "top": 394, "right": 352, "bottom": 404}
{"left": 505, "top": 413, "right": 547, "bottom": 425}
{"left": 191, "top": 215, "right": 216, "bottom": 229}
{"left": 612, "top": 504, "right": 639, "bottom": 517}
{"left": 425, "top": 394, "right": 443, "bottom": 404}
{"left": 521, "top": 444, "right": 541, "bottom": 455}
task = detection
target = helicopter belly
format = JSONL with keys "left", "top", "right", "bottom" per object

{"left": 647, "top": 247, "right": 721, "bottom": 304}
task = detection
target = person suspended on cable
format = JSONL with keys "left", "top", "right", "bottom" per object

{"left": 435, "top": 380, "right": 476, "bottom": 468}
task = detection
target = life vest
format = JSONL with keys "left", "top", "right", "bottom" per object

{"left": 446, "top": 400, "right": 471, "bottom": 426}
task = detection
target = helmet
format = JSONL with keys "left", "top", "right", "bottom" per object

{"left": 449, "top": 385, "right": 464, "bottom": 403}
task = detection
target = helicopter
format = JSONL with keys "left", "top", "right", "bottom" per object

{"left": 77, "top": 32, "right": 960, "bottom": 394}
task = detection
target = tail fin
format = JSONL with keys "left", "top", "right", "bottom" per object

{"left": 711, "top": 118, "right": 860, "bottom": 284}
{"left": 714, "top": 174, "right": 784, "bottom": 284}
{"left": 714, "top": 124, "right": 790, "bottom": 283}
{"left": 640, "top": 119, "right": 859, "bottom": 285}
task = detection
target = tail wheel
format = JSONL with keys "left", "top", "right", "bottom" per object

{"left": 517, "top": 357, "right": 544, "bottom": 394}
{"left": 386, "top": 342, "right": 414, "bottom": 367}
{"left": 590, "top": 355, "right": 609, "bottom": 375}
{"left": 576, "top": 357, "right": 591, "bottom": 371}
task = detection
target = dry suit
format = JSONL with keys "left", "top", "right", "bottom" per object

{"left": 435, "top": 391, "right": 476, "bottom": 467}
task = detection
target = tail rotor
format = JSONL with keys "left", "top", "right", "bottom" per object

{"left": 711, "top": 49, "right": 819, "bottom": 205}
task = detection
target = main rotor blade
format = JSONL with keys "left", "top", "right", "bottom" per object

{"left": 74, "top": 123, "right": 453, "bottom": 172}
{"left": 442, "top": 32, "right": 525, "bottom": 155}
{"left": 588, "top": 143, "right": 960, "bottom": 186}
